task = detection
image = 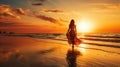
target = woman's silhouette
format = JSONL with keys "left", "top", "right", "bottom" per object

{"left": 66, "top": 19, "right": 81, "bottom": 48}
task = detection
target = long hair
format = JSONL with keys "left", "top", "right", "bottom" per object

{"left": 69, "top": 19, "right": 75, "bottom": 27}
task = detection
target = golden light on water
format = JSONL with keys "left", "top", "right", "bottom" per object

{"left": 77, "top": 19, "right": 94, "bottom": 33}
{"left": 78, "top": 44, "right": 87, "bottom": 53}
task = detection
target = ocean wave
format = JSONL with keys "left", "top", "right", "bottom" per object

{"left": 83, "top": 42, "right": 120, "bottom": 48}
{"left": 84, "top": 34, "right": 120, "bottom": 39}
{"left": 81, "top": 38, "right": 120, "bottom": 43}
{"left": 79, "top": 47, "right": 120, "bottom": 55}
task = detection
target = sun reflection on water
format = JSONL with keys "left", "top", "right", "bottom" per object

{"left": 78, "top": 44, "right": 87, "bottom": 54}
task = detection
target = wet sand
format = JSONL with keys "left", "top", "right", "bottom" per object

{"left": 0, "top": 36, "right": 120, "bottom": 67}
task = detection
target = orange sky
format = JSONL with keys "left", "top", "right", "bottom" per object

{"left": 0, "top": 0, "right": 120, "bottom": 33}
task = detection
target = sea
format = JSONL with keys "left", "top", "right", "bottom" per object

{"left": 20, "top": 33, "right": 120, "bottom": 55}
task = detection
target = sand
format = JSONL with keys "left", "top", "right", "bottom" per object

{"left": 0, "top": 35, "right": 120, "bottom": 67}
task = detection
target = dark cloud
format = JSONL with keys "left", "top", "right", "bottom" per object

{"left": 32, "top": 3, "right": 43, "bottom": 6}
{"left": 16, "top": 8, "right": 25, "bottom": 15}
{"left": 42, "top": 9, "right": 64, "bottom": 13}
{"left": 0, "top": 4, "right": 10, "bottom": 8}
{"left": 36, "top": 14, "right": 59, "bottom": 24}
{"left": 35, "top": 0, "right": 46, "bottom": 2}
{"left": 36, "top": 14, "right": 68, "bottom": 25}
{"left": 31, "top": 0, "right": 47, "bottom": 6}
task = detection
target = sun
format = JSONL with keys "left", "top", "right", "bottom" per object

{"left": 76, "top": 19, "right": 93, "bottom": 33}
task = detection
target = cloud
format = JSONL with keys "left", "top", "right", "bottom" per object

{"left": 32, "top": 3, "right": 43, "bottom": 6}
{"left": 80, "top": 0, "right": 120, "bottom": 4}
{"left": 36, "top": 14, "right": 68, "bottom": 25}
{"left": 30, "top": 0, "right": 47, "bottom": 6}
{"left": 36, "top": 14, "right": 58, "bottom": 23}
{"left": 42, "top": 9, "right": 64, "bottom": 13}
{"left": 90, "top": 3, "right": 120, "bottom": 11}
{"left": 2, "top": 12, "right": 20, "bottom": 19}
{"left": 0, "top": 3, "right": 68, "bottom": 26}
{"left": 0, "top": 4, "right": 10, "bottom": 7}
{"left": 16, "top": 8, "right": 25, "bottom": 15}
{"left": 59, "top": 18, "right": 68, "bottom": 23}
{"left": 89, "top": 0, "right": 120, "bottom": 9}
{"left": 101, "top": 4, "right": 120, "bottom": 10}
{"left": 0, "top": 4, "right": 21, "bottom": 19}
{"left": 37, "top": 0, "right": 46, "bottom": 2}
{"left": 0, "top": 4, "right": 33, "bottom": 19}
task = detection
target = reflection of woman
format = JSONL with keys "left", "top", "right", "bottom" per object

{"left": 66, "top": 49, "right": 82, "bottom": 67}
{"left": 66, "top": 19, "right": 81, "bottom": 48}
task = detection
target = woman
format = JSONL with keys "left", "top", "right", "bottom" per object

{"left": 66, "top": 19, "right": 81, "bottom": 48}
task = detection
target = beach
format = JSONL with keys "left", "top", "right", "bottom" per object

{"left": 0, "top": 0, "right": 120, "bottom": 67}
{"left": 0, "top": 34, "right": 120, "bottom": 67}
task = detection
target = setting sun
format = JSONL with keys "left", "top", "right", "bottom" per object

{"left": 77, "top": 19, "right": 94, "bottom": 33}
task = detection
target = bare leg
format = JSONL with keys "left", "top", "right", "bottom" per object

{"left": 72, "top": 44, "right": 74, "bottom": 50}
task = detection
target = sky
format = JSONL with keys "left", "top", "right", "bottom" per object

{"left": 0, "top": 0, "right": 120, "bottom": 33}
